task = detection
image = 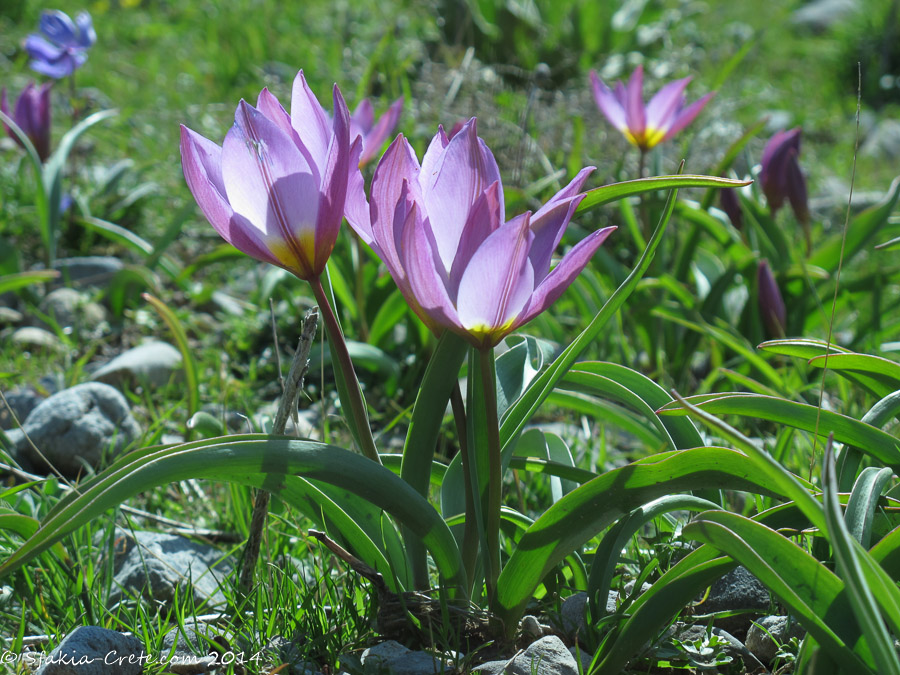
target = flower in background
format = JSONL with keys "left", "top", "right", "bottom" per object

{"left": 25, "top": 10, "right": 96, "bottom": 79}
{"left": 589, "top": 65, "right": 714, "bottom": 152}
{"left": 345, "top": 118, "right": 615, "bottom": 349}
{"left": 180, "top": 70, "right": 356, "bottom": 281}
{"left": 757, "top": 260, "right": 786, "bottom": 338}
{"left": 759, "top": 127, "right": 809, "bottom": 225}
{"left": 1, "top": 82, "right": 51, "bottom": 161}
{"left": 350, "top": 97, "right": 403, "bottom": 168}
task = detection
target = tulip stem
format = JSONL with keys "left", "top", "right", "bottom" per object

{"left": 479, "top": 346, "right": 502, "bottom": 610}
{"left": 310, "top": 276, "right": 381, "bottom": 465}
{"left": 451, "top": 380, "right": 479, "bottom": 595}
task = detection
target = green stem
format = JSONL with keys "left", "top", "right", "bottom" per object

{"left": 310, "top": 276, "right": 381, "bottom": 464}
{"left": 479, "top": 347, "right": 502, "bottom": 609}
{"left": 451, "top": 381, "right": 478, "bottom": 595}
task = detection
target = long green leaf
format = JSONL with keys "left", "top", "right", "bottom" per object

{"left": 142, "top": 293, "right": 200, "bottom": 421}
{"left": 494, "top": 446, "right": 787, "bottom": 629}
{"left": 0, "top": 270, "right": 60, "bottom": 295}
{"left": 576, "top": 175, "right": 749, "bottom": 213}
{"left": 658, "top": 393, "right": 900, "bottom": 469}
{"left": 822, "top": 441, "right": 900, "bottom": 674}
{"left": 0, "top": 436, "right": 467, "bottom": 596}
{"left": 683, "top": 511, "right": 875, "bottom": 673}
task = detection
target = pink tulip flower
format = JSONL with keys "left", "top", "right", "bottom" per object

{"left": 180, "top": 70, "right": 357, "bottom": 281}
{"left": 350, "top": 97, "right": 403, "bottom": 168}
{"left": 589, "top": 65, "right": 714, "bottom": 152}
{"left": 345, "top": 118, "right": 615, "bottom": 349}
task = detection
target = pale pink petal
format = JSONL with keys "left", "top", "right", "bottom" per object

{"left": 359, "top": 97, "right": 403, "bottom": 167}
{"left": 420, "top": 125, "right": 450, "bottom": 183}
{"left": 456, "top": 215, "right": 535, "bottom": 346}
{"left": 661, "top": 91, "right": 714, "bottom": 142}
{"left": 289, "top": 70, "right": 331, "bottom": 171}
{"left": 313, "top": 85, "right": 352, "bottom": 275}
{"left": 351, "top": 98, "right": 375, "bottom": 134}
{"left": 528, "top": 166, "right": 596, "bottom": 275}
{"left": 222, "top": 101, "right": 320, "bottom": 274}
{"left": 423, "top": 118, "right": 502, "bottom": 271}
{"left": 399, "top": 202, "right": 462, "bottom": 333}
{"left": 369, "top": 135, "right": 422, "bottom": 273}
{"left": 180, "top": 125, "right": 281, "bottom": 267}
{"left": 516, "top": 226, "right": 616, "bottom": 327}
{"left": 624, "top": 65, "right": 646, "bottom": 138}
{"left": 645, "top": 77, "right": 691, "bottom": 132}
{"left": 448, "top": 180, "right": 502, "bottom": 300}
{"left": 589, "top": 71, "right": 627, "bottom": 133}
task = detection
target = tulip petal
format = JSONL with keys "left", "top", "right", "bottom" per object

{"left": 645, "top": 77, "right": 691, "bottom": 132}
{"left": 351, "top": 99, "right": 374, "bottom": 135}
{"left": 359, "top": 97, "right": 403, "bottom": 167}
{"left": 589, "top": 71, "right": 627, "bottom": 133}
{"left": 313, "top": 85, "right": 353, "bottom": 273}
{"left": 180, "top": 125, "right": 281, "bottom": 267}
{"left": 528, "top": 166, "right": 596, "bottom": 276}
{"left": 420, "top": 124, "right": 450, "bottom": 185}
{"left": 222, "top": 101, "right": 320, "bottom": 274}
{"left": 624, "top": 65, "right": 646, "bottom": 138}
{"left": 289, "top": 70, "right": 331, "bottom": 171}
{"left": 344, "top": 159, "right": 374, "bottom": 246}
{"left": 424, "top": 119, "right": 503, "bottom": 271}
{"left": 517, "top": 226, "right": 616, "bottom": 327}
{"left": 370, "top": 135, "right": 422, "bottom": 273}
{"left": 456, "top": 214, "right": 535, "bottom": 346}
{"left": 399, "top": 202, "right": 462, "bottom": 333}
{"left": 662, "top": 91, "right": 714, "bottom": 142}
{"left": 448, "top": 180, "right": 502, "bottom": 300}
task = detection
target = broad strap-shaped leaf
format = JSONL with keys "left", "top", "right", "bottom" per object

{"left": 683, "top": 511, "right": 876, "bottom": 673}
{"left": 494, "top": 446, "right": 787, "bottom": 629}
{"left": 659, "top": 393, "right": 900, "bottom": 469}
{"left": 0, "top": 435, "right": 467, "bottom": 597}
{"left": 576, "top": 175, "right": 748, "bottom": 213}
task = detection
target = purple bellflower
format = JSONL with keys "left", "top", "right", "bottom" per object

{"left": 350, "top": 97, "right": 403, "bottom": 168}
{"left": 1, "top": 82, "right": 52, "bottom": 161}
{"left": 180, "top": 70, "right": 356, "bottom": 281}
{"left": 589, "top": 65, "right": 713, "bottom": 152}
{"left": 757, "top": 260, "right": 786, "bottom": 338}
{"left": 759, "top": 127, "right": 809, "bottom": 225}
{"left": 345, "top": 118, "right": 615, "bottom": 349}
{"left": 25, "top": 10, "right": 96, "bottom": 79}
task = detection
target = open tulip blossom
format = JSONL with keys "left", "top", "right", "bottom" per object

{"left": 345, "top": 118, "right": 615, "bottom": 350}
{"left": 180, "top": 71, "right": 356, "bottom": 282}
{"left": 1, "top": 82, "right": 51, "bottom": 161}
{"left": 589, "top": 65, "right": 713, "bottom": 153}
{"left": 25, "top": 10, "right": 96, "bottom": 79}
{"left": 350, "top": 97, "right": 403, "bottom": 168}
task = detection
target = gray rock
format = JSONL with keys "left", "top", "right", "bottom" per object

{"left": 0, "top": 306, "right": 24, "bottom": 324}
{"left": 554, "top": 590, "right": 618, "bottom": 642}
{"left": 52, "top": 256, "right": 124, "bottom": 288}
{"left": 11, "top": 326, "right": 65, "bottom": 352}
{"left": 32, "top": 625, "right": 146, "bottom": 675}
{"left": 0, "top": 387, "right": 44, "bottom": 429}
{"left": 360, "top": 640, "right": 455, "bottom": 674}
{"left": 698, "top": 566, "right": 770, "bottom": 636}
{"left": 474, "top": 636, "right": 578, "bottom": 675}
{"left": 38, "top": 288, "right": 107, "bottom": 335}
{"left": 862, "top": 119, "right": 900, "bottom": 160}
{"left": 745, "top": 615, "right": 806, "bottom": 663}
{"left": 108, "top": 530, "right": 233, "bottom": 609}
{"left": 792, "top": 0, "right": 858, "bottom": 30}
{"left": 92, "top": 341, "right": 183, "bottom": 389}
{"left": 15, "top": 383, "right": 141, "bottom": 476}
